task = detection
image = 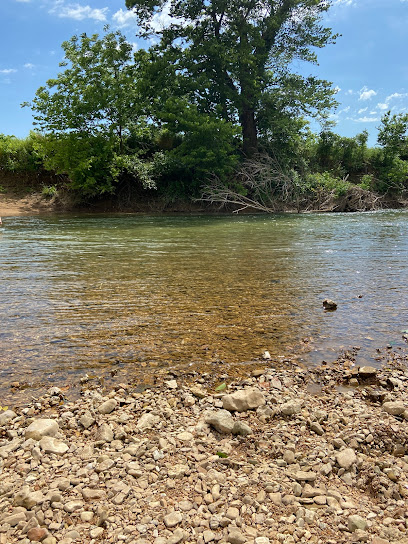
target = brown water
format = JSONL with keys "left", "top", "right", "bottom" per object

{"left": 1, "top": 212, "right": 407, "bottom": 402}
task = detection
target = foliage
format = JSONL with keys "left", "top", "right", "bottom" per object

{"left": 377, "top": 112, "right": 408, "bottom": 159}
{"left": 41, "top": 185, "right": 58, "bottom": 198}
{"left": 0, "top": 133, "right": 42, "bottom": 172}
{"left": 126, "top": 0, "right": 338, "bottom": 156}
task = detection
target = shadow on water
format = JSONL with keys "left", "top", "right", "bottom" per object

{"left": 1, "top": 211, "right": 407, "bottom": 402}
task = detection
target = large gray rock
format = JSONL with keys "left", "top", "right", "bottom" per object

{"left": 382, "top": 401, "right": 405, "bottom": 416}
{"left": 336, "top": 448, "right": 357, "bottom": 470}
{"left": 25, "top": 419, "right": 59, "bottom": 440}
{"left": 39, "top": 436, "right": 69, "bottom": 456}
{"left": 222, "top": 389, "right": 265, "bottom": 412}
{"left": 205, "top": 410, "right": 235, "bottom": 434}
{"left": 232, "top": 421, "right": 252, "bottom": 436}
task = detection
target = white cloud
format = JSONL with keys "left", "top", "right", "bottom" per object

{"left": 333, "top": 0, "right": 355, "bottom": 5}
{"left": 48, "top": 1, "right": 108, "bottom": 22}
{"left": 359, "top": 86, "right": 377, "bottom": 101}
{"left": 340, "top": 106, "right": 350, "bottom": 113}
{"left": 15, "top": 0, "right": 31, "bottom": 3}
{"left": 346, "top": 89, "right": 354, "bottom": 95}
{"left": 386, "top": 92, "right": 408, "bottom": 101}
{"left": 112, "top": 8, "right": 138, "bottom": 27}
{"left": 358, "top": 107, "right": 368, "bottom": 114}
{"left": 0, "top": 69, "right": 17, "bottom": 74}
{"left": 24, "top": 63, "right": 35, "bottom": 69}
{"left": 350, "top": 116, "right": 379, "bottom": 123}
{"left": 377, "top": 103, "right": 389, "bottom": 110}
{"left": 334, "top": 85, "right": 341, "bottom": 93}
{"left": 150, "top": 1, "right": 185, "bottom": 33}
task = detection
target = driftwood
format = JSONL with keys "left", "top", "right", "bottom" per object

{"left": 199, "top": 154, "right": 386, "bottom": 213}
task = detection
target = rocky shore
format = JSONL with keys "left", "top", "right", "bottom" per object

{"left": 1, "top": 349, "right": 408, "bottom": 544}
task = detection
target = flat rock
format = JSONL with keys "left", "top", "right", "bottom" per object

{"left": 227, "top": 528, "right": 247, "bottom": 544}
{"left": 27, "top": 527, "right": 48, "bottom": 542}
{"left": 294, "top": 471, "right": 317, "bottom": 482}
{"left": 382, "top": 401, "right": 405, "bottom": 415}
{"left": 358, "top": 366, "right": 377, "bottom": 377}
{"left": 25, "top": 419, "right": 59, "bottom": 440}
{"left": 222, "top": 389, "right": 265, "bottom": 412}
{"left": 39, "top": 436, "right": 69, "bottom": 456}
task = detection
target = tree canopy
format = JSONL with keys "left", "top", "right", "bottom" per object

{"left": 125, "top": 0, "right": 338, "bottom": 156}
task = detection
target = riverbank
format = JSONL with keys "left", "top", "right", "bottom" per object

{"left": 1, "top": 347, "right": 408, "bottom": 544}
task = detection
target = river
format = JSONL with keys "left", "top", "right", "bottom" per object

{"left": 1, "top": 211, "right": 407, "bottom": 403}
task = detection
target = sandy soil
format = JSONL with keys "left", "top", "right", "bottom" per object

{"left": 0, "top": 193, "right": 57, "bottom": 217}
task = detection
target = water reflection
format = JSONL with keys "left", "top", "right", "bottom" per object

{"left": 1, "top": 212, "right": 407, "bottom": 401}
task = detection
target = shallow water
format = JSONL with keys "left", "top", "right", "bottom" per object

{"left": 1, "top": 211, "right": 407, "bottom": 401}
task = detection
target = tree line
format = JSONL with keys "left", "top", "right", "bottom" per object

{"left": 1, "top": 0, "right": 408, "bottom": 210}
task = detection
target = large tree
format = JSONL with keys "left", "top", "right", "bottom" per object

{"left": 126, "top": 0, "right": 338, "bottom": 157}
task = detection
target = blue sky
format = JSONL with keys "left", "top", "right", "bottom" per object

{"left": 0, "top": 0, "right": 407, "bottom": 146}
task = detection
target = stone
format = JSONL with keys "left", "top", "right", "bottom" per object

{"left": 382, "top": 401, "right": 405, "bottom": 416}
{"left": 95, "top": 423, "right": 114, "bottom": 443}
{"left": 227, "top": 528, "right": 246, "bottom": 544}
{"left": 222, "top": 389, "right": 265, "bottom": 412}
{"left": 39, "top": 436, "right": 69, "bottom": 456}
{"left": 203, "top": 530, "right": 215, "bottom": 543}
{"left": 79, "top": 412, "right": 95, "bottom": 429}
{"left": 177, "top": 431, "right": 194, "bottom": 443}
{"left": 232, "top": 421, "right": 252, "bottom": 436}
{"left": 2, "top": 512, "right": 27, "bottom": 526}
{"left": 281, "top": 401, "right": 301, "bottom": 416}
{"left": 205, "top": 410, "right": 235, "bottom": 434}
{"left": 165, "top": 380, "right": 178, "bottom": 389}
{"left": 81, "top": 488, "right": 106, "bottom": 501}
{"left": 254, "top": 538, "right": 270, "bottom": 544}
{"left": 136, "top": 413, "right": 160, "bottom": 431}
{"left": 164, "top": 511, "right": 183, "bottom": 528}
{"left": 13, "top": 487, "right": 45, "bottom": 509}
{"left": 0, "top": 409, "right": 17, "bottom": 426}
{"left": 336, "top": 448, "right": 357, "bottom": 470}
{"left": 90, "top": 527, "right": 104, "bottom": 538}
{"left": 294, "top": 471, "right": 317, "bottom": 482}
{"left": 347, "top": 515, "right": 368, "bottom": 532}
{"left": 310, "top": 421, "right": 324, "bottom": 435}
{"left": 358, "top": 366, "right": 377, "bottom": 377}
{"left": 27, "top": 527, "right": 48, "bottom": 542}
{"left": 98, "top": 399, "right": 117, "bottom": 414}
{"left": 323, "top": 299, "right": 337, "bottom": 310}
{"left": 167, "top": 528, "right": 185, "bottom": 544}
{"left": 64, "top": 500, "right": 84, "bottom": 513}
{"left": 25, "top": 419, "right": 59, "bottom": 440}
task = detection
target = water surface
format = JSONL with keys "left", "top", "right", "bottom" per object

{"left": 1, "top": 211, "right": 407, "bottom": 401}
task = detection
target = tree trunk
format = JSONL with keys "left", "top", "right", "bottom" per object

{"left": 240, "top": 106, "right": 258, "bottom": 158}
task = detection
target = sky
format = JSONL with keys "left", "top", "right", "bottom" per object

{"left": 0, "top": 0, "right": 407, "bottom": 146}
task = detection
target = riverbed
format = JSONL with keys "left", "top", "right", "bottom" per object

{"left": 1, "top": 211, "right": 407, "bottom": 402}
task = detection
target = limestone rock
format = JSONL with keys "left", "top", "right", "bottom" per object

{"left": 136, "top": 413, "right": 160, "bottom": 431}
{"left": 281, "top": 401, "right": 301, "bottom": 416}
{"left": 25, "top": 419, "right": 59, "bottom": 440}
{"left": 232, "top": 421, "right": 252, "bottom": 436}
{"left": 205, "top": 410, "right": 235, "bottom": 434}
{"left": 39, "top": 436, "right": 69, "bottom": 456}
{"left": 0, "top": 409, "right": 17, "bottom": 426}
{"left": 164, "top": 511, "right": 183, "bottom": 528}
{"left": 382, "top": 401, "right": 405, "bottom": 416}
{"left": 98, "top": 399, "right": 117, "bottom": 414}
{"left": 95, "top": 423, "right": 114, "bottom": 443}
{"left": 222, "top": 389, "right": 265, "bottom": 412}
{"left": 348, "top": 515, "right": 368, "bottom": 532}
{"left": 336, "top": 448, "right": 357, "bottom": 470}
{"left": 13, "top": 487, "right": 45, "bottom": 509}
